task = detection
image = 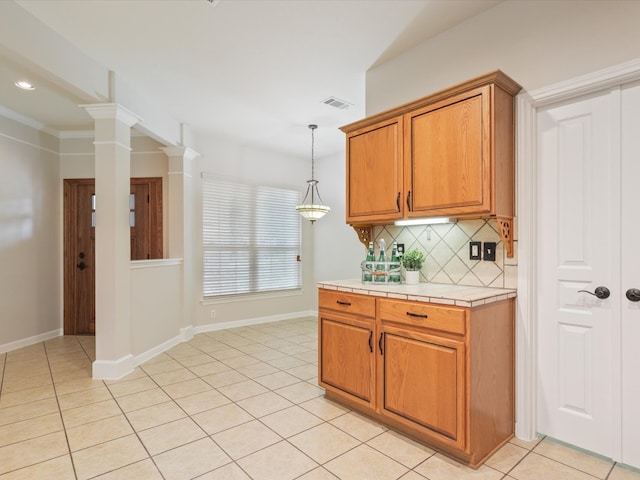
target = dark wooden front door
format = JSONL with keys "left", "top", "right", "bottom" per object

{"left": 63, "top": 177, "right": 163, "bottom": 335}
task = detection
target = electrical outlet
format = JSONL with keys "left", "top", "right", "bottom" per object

{"left": 397, "top": 243, "right": 405, "bottom": 256}
{"left": 210, "top": 310, "right": 217, "bottom": 319}
{"left": 483, "top": 242, "right": 497, "bottom": 261}
{"left": 469, "top": 241, "right": 481, "bottom": 260}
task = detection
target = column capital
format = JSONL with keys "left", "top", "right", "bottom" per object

{"left": 80, "top": 103, "right": 141, "bottom": 127}
{"left": 161, "top": 145, "right": 200, "bottom": 162}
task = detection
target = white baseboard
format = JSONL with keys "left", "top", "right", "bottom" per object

{"left": 92, "top": 354, "right": 135, "bottom": 380}
{"left": 194, "top": 310, "right": 317, "bottom": 334}
{"left": 89, "top": 311, "right": 317, "bottom": 379}
{"left": 0, "top": 328, "right": 63, "bottom": 354}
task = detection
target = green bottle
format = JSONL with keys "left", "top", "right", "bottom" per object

{"left": 389, "top": 242, "right": 401, "bottom": 283}
{"left": 375, "top": 239, "right": 387, "bottom": 282}
{"left": 363, "top": 242, "right": 375, "bottom": 283}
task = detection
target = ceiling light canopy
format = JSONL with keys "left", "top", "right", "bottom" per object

{"left": 296, "top": 124, "right": 330, "bottom": 223}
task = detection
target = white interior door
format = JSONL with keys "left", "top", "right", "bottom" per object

{"left": 536, "top": 90, "right": 618, "bottom": 457}
{"left": 620, "top": 81, "right": 640, "bottom": 468}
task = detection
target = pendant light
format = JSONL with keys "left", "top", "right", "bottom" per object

{"left": 296, "top": 124, "right": 330, "bottom": 223}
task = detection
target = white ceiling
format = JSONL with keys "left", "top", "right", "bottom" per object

{"left": 2, "top": 0, "right": 501, "bottom": 158}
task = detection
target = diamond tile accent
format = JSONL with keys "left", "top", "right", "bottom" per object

{"left": 374, "top": 218, "right": 518, "bottom": 288}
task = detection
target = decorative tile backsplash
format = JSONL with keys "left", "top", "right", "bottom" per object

{"left": 373, "top": 219, "right": 517, "bottom": 289}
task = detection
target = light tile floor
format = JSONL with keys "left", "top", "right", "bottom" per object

{"left": 1, "top": 316, "right": 639, "bottom": 480}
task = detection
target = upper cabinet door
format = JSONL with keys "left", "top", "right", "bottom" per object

{"left": 346, "top": 117, "right": 404, "bottom": 223}
{"left": 406, "top": 87, "right": 491, "bottom": 217}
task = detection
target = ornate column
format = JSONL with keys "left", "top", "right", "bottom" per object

{"left": 162, "top": 146, "right": 199, "bottom": 336}
{"left": 82, "top": 103, "right": 141, "bottom": 379}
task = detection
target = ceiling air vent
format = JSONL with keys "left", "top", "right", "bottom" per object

{"left": 322, "top": 97, "right": 353, "bottom": 110}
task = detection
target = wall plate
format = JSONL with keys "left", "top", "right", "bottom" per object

{"left": 483, "top": 242, "right": 497, "bottom": 261}
{"left": 469, "top": 241, "right": 481, "bottom": 260}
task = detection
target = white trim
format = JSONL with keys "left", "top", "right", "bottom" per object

{"left": 0, "top": 131, "right": 59, "bottom": 155}
{"left": 58, "top": 130, "right": 95, "bottom": 139}
{"left": 130, "top": 333, "right": 185, "bottom": 370}
{"left": 193, "top": 310, "right": 317, "bottom": 334}
{"left": 80, "top": 103, "right": 142, "bottom": 126}
{"left": 0, "top": 328, "right": 63, "bottom": 354}
{"left": 92, "top": 354, "right": 135, "bottom": 380}
{"left": 517, "top": 57, "right": 640, "bottom": 442}
{"left": 130, "top": 258, "right": 183, "bottom": 269}
{"left": 0, "top": 104, "right": 60, "bottom": 137}
{"left": 91, "top": 313, "right": 316, "bottom": 380}
{"left": 92, "top": 140, "right": 132, "bottom": 151}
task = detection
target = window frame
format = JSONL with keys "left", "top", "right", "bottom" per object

{"left": 201, "top": 174, "right": 303, "bottom": 300}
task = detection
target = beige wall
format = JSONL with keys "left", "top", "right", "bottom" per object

{"left": 0, "top": 116, "right": 61, "bottom": 350}
{"left": 194, "top": 132, "right": 318, "bottom": 327}
{"left": 366, "top": 0, "right": 640, "bottom": 115}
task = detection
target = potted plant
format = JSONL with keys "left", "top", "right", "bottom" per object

{"left": 401, "top": 249, "right": 424, "bottom": 285}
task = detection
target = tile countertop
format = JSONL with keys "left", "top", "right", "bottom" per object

{"left": 317, "top": 279, "right": 517, "bottom": 308}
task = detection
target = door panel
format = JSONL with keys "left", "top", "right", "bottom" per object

{"left": 409, "top": 92, "right": 485, "bottom": 214}
{"left": 621, "top": 81, "right": 640, "bottom": 468}
{"left": 347, "top": 119, "right": 403, "bottom": 222}
{"left": 320, "top": 316, "right": 373, "bottom": 403}
{"left": 64, "top": 177, "right": 162, "bottom": 335}
{"left": 64, "top": 180, "right": 96, "bottom": 335}
{"left": 380, "top": 328, "right": 464, "bottom": 446}
{"left": 536, "top": 91, "right": 614, "bottom": 456}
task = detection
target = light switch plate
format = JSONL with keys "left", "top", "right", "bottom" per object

{"left": 469, "top": 241, "right": 481, "bottom": 260}
{"left": 483, "top": 242, "right": 497, "bottom": 261}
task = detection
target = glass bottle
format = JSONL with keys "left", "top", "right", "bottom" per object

{"left": 375, "top": 239, "right": 387, "bottom": 282}
{"left": 363, "top": 242, "right": 375, "bottom": 283}
{"left": 389, "top": 242, "right": 401, "bottom": 283}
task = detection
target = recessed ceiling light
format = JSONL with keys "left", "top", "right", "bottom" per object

{"left": 15, "top": 81, "right": 35, "bottom": 91}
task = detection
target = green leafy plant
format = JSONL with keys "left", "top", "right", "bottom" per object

{"left": 401, "top": 249, "right": 425, "bottom": 271}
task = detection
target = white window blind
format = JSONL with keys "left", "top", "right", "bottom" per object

{"left": 202, "top": 176, "right": 302, "bottom": 298}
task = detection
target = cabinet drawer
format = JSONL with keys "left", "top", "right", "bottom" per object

{"left": 319, "top": 289, "right": 376, "bottom": 318}
{"left": 378, "top": 298, "right": 466, "bottom": 335}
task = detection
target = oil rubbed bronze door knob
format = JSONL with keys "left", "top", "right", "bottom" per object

{"left": 77, "top": 261, "right": 86, "bottom": 271}
{"left": 625, "top": 288, "right": 640, "bottom": 302}
{"left": 578, "top": 286, "right": 611, "bottom": 299}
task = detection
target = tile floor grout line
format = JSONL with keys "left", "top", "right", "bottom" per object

{"left": 43, "top": 337, "right": 81, "bottom": 480}
{"left": 3, "top": 319, "right": 638, "bottom": 480}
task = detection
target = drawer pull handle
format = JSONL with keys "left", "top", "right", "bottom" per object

{"left": 378, "top": 332, "right": 384, "bottom": 355}
{"left": 406, "top": 311, "right": 428, "bottom": 319}
{"left": 336, "top": 300, "right": 352, "bottom": 306}
{"left": 368, "top": 331, "right": 373, "bottom": 353}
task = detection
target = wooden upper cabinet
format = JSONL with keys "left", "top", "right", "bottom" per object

{"left": 341, "top": 70, "right": 521, "bottom": 225}
{"left": 407, "top": 87, "right": 489, "bottom": 217}
{"left": 346, "top": 117, "right": 403, "bottom": 223}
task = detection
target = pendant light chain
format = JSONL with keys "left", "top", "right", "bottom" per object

{"left": 310, "top": 124, "right": 315, "bottom": 182}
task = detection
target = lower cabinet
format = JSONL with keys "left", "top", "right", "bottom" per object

{"left": 318, "top": 289, "right": 376, "bottom": 410}
{"left": 318, "top": 288, "right": 515, "bottom": 468}
{"left": 379, "top": 325, "right": 465, "bottom": 450}
{"left": 320, "top": 316, "right": 374, "bottom": 406}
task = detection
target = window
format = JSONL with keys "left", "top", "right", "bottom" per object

{"left": 202, "top": 175, "right": 302, "bottom": 298}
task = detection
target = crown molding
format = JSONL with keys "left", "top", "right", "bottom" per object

{"left": 0, "top": 104, "right": 60, "bottom": 137}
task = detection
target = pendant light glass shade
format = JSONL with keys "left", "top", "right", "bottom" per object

{"left": 296, "top": 124, "right": 330, "bottom": 223}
